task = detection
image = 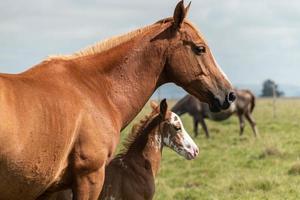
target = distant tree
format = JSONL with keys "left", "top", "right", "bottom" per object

{"left": 261, "top": 79, "right": 284, "bottom": 97}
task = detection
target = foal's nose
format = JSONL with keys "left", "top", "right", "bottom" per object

{"left": 187, "top": 143, "right": 199, "bottom": 159}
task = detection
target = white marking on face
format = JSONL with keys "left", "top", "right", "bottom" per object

{"left": 210, "top": 49, "right": 231, "bottom": 85}
{"left": 163, "top": 112, "right": 199, "bottom": 159}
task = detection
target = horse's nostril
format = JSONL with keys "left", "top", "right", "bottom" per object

{"left": 227, "top": 92, "right": 236, "bottom": 103}
{"left": 213, "top": 97, "right": 221, "bottom": 107}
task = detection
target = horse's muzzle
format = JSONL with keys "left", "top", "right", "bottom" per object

{"left": 210, "top": 91, "right": 236, "bottom": 112}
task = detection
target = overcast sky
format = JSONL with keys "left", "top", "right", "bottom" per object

{"left": 0, "top": 0, "right": 299, "bottom": 87}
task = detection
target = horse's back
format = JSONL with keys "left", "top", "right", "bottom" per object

{"left": 235, "top": 89, "right": 255, "bottom": 113}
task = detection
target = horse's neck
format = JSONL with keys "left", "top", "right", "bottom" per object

{"left": 171, "top": 102, "right": 185, "bottom": 116}
{"left": 73, "top": 31, "right": 168, "bottom": 130}
{"left": 172, "top": 96, "right": 191, "bottom": 116}
{"left": 142, "top": 129, "right": 163, "bottom": 177}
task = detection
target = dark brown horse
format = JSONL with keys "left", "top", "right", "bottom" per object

{"left": 0, "top": 1, "right": 234, "bottom": 199}
{"left": 49, "top": 99, "right": 198, "bottom": 200}
{"left": 172, "top": 89, "right": 258, "bottom": 138}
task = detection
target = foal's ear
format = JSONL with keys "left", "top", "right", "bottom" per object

{"left": 150, "top": 100, "right": 159, "bottom": 112}
{"left": 173, "top": 0, "right": 191, "bottom": 29}
{"left": 159, "top": 99, "right": 168, "bottom": 117}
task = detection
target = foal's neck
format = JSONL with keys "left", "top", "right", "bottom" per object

{"left": 142, "top": 128, "right": 163, "bottom": 177}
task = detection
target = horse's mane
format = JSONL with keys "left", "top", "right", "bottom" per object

{"left": 46, "top": 18, "right": 203, "bottom": 61}
{"left": 118, "top": 111, "right": 162, "bottom": 157}
{"left": 47, "top": 20, "right": 166, "bottom": 61}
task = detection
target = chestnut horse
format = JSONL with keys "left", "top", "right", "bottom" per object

{"left": 172, "top": 89, "right": 258, "bottom": 138}
{"left": 51, "top": 99, "right": 199, "bottom": 200}
{"left": 0, "top": 1, "right": 234, "bottom": 199}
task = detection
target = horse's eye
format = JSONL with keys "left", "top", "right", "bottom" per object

{"left": 194, "top": 45, "right": 206, "bottom": 55}
{"left": 174, "top": 126, "right": 181, "bottom": 131}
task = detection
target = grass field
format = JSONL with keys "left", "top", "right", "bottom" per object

{"left": 120, "top": 98, "right": 300, "bottom": 200}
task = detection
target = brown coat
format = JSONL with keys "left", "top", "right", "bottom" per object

{"left": 0, "top": 1, "right": 233, "bottom": 199}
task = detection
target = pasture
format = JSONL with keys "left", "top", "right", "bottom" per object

{"left": 120, "top": 98, "right": 300, "bottom": 200}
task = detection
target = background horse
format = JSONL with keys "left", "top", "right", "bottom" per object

{"left": 172, "top": 89, "right": 258, "bottom": 138}
{"left": 0, "top": 1, "right": 234, "bottom": 199}
{"left": 49, "top": 99, "right": 198, "bottom": 200}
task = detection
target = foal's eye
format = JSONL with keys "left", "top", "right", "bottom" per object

{"left": 174, "top": 126, "right": 181, "bottom": 131}
{"left": 194, "top": 45, "right": 206, "bottom": 55}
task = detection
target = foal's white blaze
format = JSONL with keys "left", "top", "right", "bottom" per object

{"left": 164, "top": 112, "right": 199, "bottom": 160}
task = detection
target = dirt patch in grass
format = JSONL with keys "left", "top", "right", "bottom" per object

{"left": 184, "top": 181, "right": 202, "bottom": 189}
{"left": 259, "top": 146, "right": 282, "bottom": 159}
{"left": 288, "top": 162, "right": 300, "bottom": 175}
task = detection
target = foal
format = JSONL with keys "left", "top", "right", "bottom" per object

{"left": 99, "top": 99, "right": 198, "bottom": 200}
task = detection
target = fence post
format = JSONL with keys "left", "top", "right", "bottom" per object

{"left": 272, "top": 84, "right": 276, "bottom": 118}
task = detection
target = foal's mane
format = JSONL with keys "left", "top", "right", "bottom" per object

{"left": 47, "top": 18, "right": 203, "bottom": 61}
{"left": 119, "top": 111, "right": 162, "bottom": 156}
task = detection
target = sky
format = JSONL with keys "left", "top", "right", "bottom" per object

{"left": 0, "top": 0, "right": 299, "bottom": 91}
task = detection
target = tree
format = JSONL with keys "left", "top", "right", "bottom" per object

{"left": 261, "top": 79, "right": 284, "bottom": 97}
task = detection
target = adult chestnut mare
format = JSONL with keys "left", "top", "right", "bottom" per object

{"left": 0, "top": 1, "right": 234, "bottom": 200}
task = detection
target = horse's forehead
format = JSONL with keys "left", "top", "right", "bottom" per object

{"left": 183, "top": 22, "right": 207, "bottom": 43}
{"left": 170, "top": 112, "right": 182, "bottom": 126}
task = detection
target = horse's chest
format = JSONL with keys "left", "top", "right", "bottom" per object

{"left": 0, "top": 157, "right": 53, "bottom": 199}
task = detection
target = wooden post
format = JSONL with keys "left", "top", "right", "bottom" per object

{"left": 272, "top": 84, "right": 276, "bottom": 119}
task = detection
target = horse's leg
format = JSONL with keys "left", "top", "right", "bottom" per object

{"left": 193, "top": 117, "right": 199, "bottom": 137}
{"left": 238, "top": 114, "right": 245, "bottom": 136}
{"left": 72, "top": 166, "right": 105, "bottom": 200}
{"left": 199, "top": 117, "right": 209, "bottom": 138}
{"left": 70, "top": 129, "right": 109, "bottom": 200}
{"left": 245, "top": 112, "right": 259, "bottom": 137}
{"left": 38, "top": 190, "right": 72, "bottom": 200}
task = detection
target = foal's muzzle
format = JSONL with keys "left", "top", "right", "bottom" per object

{"left": 186, "top": 146, "right": 199, "bottom": 160}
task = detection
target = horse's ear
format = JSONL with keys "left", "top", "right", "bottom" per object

{"left": 185, "top": 1, "right": 191, "bottom": 16}
{"left": 173, "top": 1, "right": 191, "bottom": 29}
{"left": 159, "top": 99, "right": 168, "bottom": 117}
{"left": 150, "top": 100, "right": 159, "bottom": 112}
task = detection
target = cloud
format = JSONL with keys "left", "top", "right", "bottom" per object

{"left": 0, "top": 0, "right": 299, "bottom": 87}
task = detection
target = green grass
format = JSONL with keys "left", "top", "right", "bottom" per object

{"left": 120, "top": 98, "right": 300, "bottom": 200}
